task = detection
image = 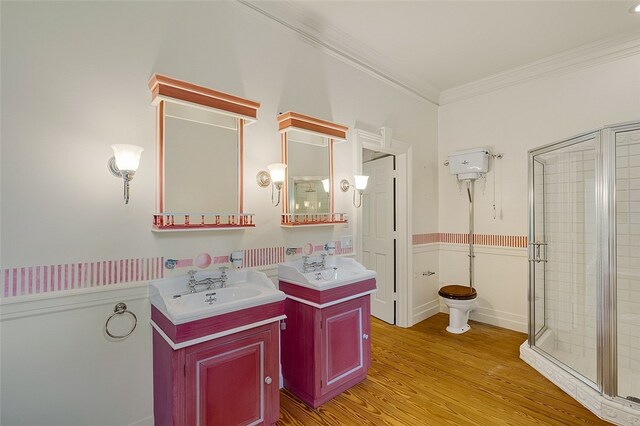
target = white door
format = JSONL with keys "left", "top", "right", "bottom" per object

{"left": 362, "top": 155, "right": 395, "bottom": 324}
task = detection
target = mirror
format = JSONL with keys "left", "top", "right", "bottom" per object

{"left": 149, "top": 74, "right": 260, "bottom": 231}
{"left": 287, "top": 142, "right": 330, "bottom": 215}
{"left": 164, "top": 104, "right": 238, "bottom": 213}
{"left": 278, "top": 111, "right": 347, "bottom": 226}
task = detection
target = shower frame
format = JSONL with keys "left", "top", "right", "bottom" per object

{"left": 527, "top": 120, "right": 640, "bottom": 409}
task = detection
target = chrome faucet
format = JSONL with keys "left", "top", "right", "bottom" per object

{"left": 302, "top": 254, "right": 327, "bottom": 273}
{"left": 187, "top": 267, "right": 228, "bottom": 293}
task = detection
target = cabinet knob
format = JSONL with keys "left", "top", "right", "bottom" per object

{"left": 264, "top": 376, "right": 272, "bottom": 385}
{"left": 362, "top": 333, "right": 369, "bottom": 340}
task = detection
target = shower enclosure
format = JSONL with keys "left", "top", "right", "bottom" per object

{"left": 525, "top": 120, "right": 640, "bottom": 423}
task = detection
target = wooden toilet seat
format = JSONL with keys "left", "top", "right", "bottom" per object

{"left": 438, "top": 285, "right": 477, "bottom": 300}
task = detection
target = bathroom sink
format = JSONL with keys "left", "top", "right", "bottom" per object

{"left": 278, "top": 256, "right": 376, "bottom": 290}
{"left": 150, "top": 269, "right": 285, "bottom": 324}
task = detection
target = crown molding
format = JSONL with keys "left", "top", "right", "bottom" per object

{"left": 439, "top": 29, "right": 640, "bottom": 106}
{"left": 237, "top": 1, "right": 640, "bottom": 108}
{"left": 236, "top": 0, "right": 441, "bottom": 106}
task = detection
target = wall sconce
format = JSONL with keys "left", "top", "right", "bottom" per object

{"left": 256, "top": 163, "right": 287, "bottom": 206}
{"left": 340, "top": 175, "right": 369, "bottom": 208}
{"left": 108, "top": 144, "right": 144, "bottom": 204}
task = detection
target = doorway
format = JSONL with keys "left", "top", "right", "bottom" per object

{"left": 355, "top": 128, "right": 412, "bottom": 328}
{"left": 362, "top": 150, "right": 396, "bottom": 324}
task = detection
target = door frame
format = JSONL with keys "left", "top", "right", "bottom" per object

{"left": 354, "top": 128, "right": 412, "bottom": 328}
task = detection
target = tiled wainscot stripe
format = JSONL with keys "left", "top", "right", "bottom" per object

{"left": 0, "top": 240, "right": 356, "bottom": 299}
{"left": 413, "top": 233, "right": 528, "bottom": 248}
{"left": 1, "top": 257, "right": 164, "bottom": 298}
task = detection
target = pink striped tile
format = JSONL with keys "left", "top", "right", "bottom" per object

{"left": 1, "top": 256, "right": 165, "bottom": 299}
{"left": 412, "top": 232, "right": 527, "bottom": 248}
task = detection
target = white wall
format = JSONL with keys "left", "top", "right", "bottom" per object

{"left": 438, "top": 54, "right": 640, "bottom": 332}
{"left": 0, "top": 2, "right": 438, "bottom": 425}
{"left": 1, "top": 286, "right": 153, "bottom": 426}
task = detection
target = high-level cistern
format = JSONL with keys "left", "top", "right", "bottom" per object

{"left": 187, "top": 267, "right": 228, "bottom": 293}
{"left": 438, "top": 148, "right": 491, "bottom": 333}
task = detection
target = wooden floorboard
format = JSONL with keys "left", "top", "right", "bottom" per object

{"left": 278, "top": 313, "right": 609, "bottom": 425}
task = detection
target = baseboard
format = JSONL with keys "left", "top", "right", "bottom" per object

{"left": 470, "top": 306, "right": 527, "bottom": 333}
{"left": 412, "top": 299, "right": 440, "bottom": 325}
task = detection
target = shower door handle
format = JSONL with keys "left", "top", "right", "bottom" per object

{"left": 528, "top": 242, "right": 548, "bottom": 263}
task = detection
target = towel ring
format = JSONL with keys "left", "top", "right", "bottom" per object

{"left": 105, "top": 302, "right": 137, "bottom": 339}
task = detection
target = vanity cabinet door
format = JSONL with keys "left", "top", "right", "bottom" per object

{"left": 184, "top": 324, "right": 279, "bottom": 426}
{"left": 319, "top": 297, "right": 370, "bottom": 396}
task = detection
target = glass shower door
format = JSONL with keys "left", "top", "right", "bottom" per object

{"left": 530, "top": 132, "right": 599, "bottom": 387}
{"left": 531, "top": 159, "right": 546, "bottom": 337}
{"left": 615, "top": 126, "right": 640, "bottom": 402}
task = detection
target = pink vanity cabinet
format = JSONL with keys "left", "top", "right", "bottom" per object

{"left": 279, "top": 278, "right": 376, "bottom": 408}
{"left": 151, "top": 302, "right": 284, "bottom": 426}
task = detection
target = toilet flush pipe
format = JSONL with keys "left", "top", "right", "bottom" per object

{"left": 466, "top": 179, "right": 475, "bottom": 288}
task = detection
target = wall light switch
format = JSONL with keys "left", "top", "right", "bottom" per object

{"left": 341, "top": 235, "right": 353, "bottom": 249}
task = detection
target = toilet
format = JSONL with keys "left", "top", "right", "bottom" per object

{"left": 438, "top": 284, "right": 477, "bottom": 334}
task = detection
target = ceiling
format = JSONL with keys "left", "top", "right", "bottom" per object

{"left": 241, "top": 1, "right": 640, "bottom": 104}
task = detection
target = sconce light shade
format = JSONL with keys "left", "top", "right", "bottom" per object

{"left": 267, "top": 163, "right": 287, "bottom": 184}
{"left": 111, "top": 144, "right": 144, "bottom": 172}
{"left": 354, "top": 175, "right": 369, "bottom": 191}
{"left": 340, "top": 175, "right": 369, "bottom": 208}
{"left": 108, "top": 144, "right": 144, "bottom": 205}
{"left": 321, "top": 178, "right": 330, "bottom": 193}
{"left": 261, "top": 163, "right": 287, "bottom": 207}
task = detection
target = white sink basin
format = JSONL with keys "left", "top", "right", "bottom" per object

{"left": 150, "top": 269, "right": 285, "bottom": 324}
{"left": 278, "top": 256, "right": 376, "bottom": 290}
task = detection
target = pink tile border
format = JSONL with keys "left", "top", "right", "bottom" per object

{"left": 412, "top": 233, "right": 440, "bottom": 245}
{"left": 413, "top": 233, "right": 527, "bottom": 248}
{"left": 2, "top": 233, "right": 525, "bottom": 299}
{"left": 244, "top": 247, "right": 285, "bottom": 268}
{"left": 242, "top": 242, "right": 354, "bottom": 268}
{"left": 1, "top": 257, "right": 164, "bottom": 298}
{"left": 0, "top": 240, "right": 356, "bottom": 299}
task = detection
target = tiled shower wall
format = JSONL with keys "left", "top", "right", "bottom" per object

{"left": 540, "top": 142, "right": 598, "bottom": 382}
{"left": 616, "top": 129, "right": 640, "bottom": 398}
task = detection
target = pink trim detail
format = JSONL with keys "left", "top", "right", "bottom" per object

{"left": 412, "top": 232, "right": 527, "bottom": 248}
{"left": 279, "top": 278, "right": 376, "bottom": 305}
{"left": 213, "top": 256, "right": 228, "bottom": 265}
{"left": 1, "top": 256, "right": 165, "bottom": 298}
{"left": 151, "top": 301, "right": 285, "bottom": 344}
{"left": 175, "top": 259, "right": 193, "bottom": 268}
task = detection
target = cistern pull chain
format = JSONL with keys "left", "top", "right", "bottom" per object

{"left": 491, "top": 153, "right": 503, "bottom": 220}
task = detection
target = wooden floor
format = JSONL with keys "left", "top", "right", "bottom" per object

{"left": 278, "top": 313, "right": 609, "bottom": 425}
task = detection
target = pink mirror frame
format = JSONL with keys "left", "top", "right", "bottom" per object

{"left": 277, "top": 111, "right": 348, "bottom": 227}
{"left": 148, "top": 74, "right": 260, "bottom": 231}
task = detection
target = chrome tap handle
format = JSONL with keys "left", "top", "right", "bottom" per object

{"left": 187, "top": 270, "right": 198, "bottom": 292}
{"left": 218, "top": 266, "right": 228, "bottom": 287}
